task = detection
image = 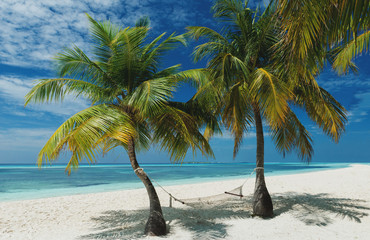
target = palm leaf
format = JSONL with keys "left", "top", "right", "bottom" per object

{"left": 25, "top": 14, "right": 216, "bottom": 175}
{"left": 271, "top": 109, "right": 313, "bottom": 161}
{"left": 151, "top": 105, "right": 214, "bottom": 162}
{"left": 296, "top": 85, "right": 347, "bottom": 142}
{"left": 86, "top": 13, "right": 121, "bottom": 46}
{"left": 221, "top": 82, "right": 253, "bottom": 157}
{"left": 36, "top": 104, "right": 135, "bottom": 174}
{"left": 24, "top": 78, "right": 113, "bottom": 105}
{"left": 127, "top": 77, "right": 175, "bottom": 116}
{"left": 186, "top": 26, "right": 228, "bottom": 42}
{"left": 332, "top": 30, "right": 370, "bottom": 74}
{"left": 250, "top": 68, "right": 292, "bottom": 127}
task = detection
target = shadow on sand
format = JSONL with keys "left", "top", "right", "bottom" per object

{"left": 273, "top": 193, "right": 370, "bottom": 226}
{"left": 79, "top": 193, "right": 370, "bottom": 239}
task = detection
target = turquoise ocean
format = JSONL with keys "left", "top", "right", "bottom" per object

{"left": 0, "top": 162, "right": 356, "bottom": 202}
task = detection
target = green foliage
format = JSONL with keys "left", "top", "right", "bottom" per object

{"left": 275, "top": 0, "right": 370, "bottom": 75}
{"left": 332, "top": 31, "right": 370, "bottom": 74}
{"left": 188, "top": 0, "right": 347, "bottom": 161}
{"left": 25, "top": 15, "right": 215, "bottom": 174}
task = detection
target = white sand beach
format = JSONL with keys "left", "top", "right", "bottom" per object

{"left": 1, "top": 164, "right": 370, "bottom": 240}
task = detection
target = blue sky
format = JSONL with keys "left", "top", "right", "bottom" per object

{"left": 0, "top": 0, "right": 369, "bottom": 165}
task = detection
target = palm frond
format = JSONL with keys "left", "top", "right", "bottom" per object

{"left": 212, "top": 0, "right": 244, "bottom": 21}
{"left": 36, "top": 104, "right": 135, "bottom": 174}
{"left": 297, "top": 86, "right": 347, "bottom": 142}
{"left": 135, "top": 16, "right": 150, "bottom": 27}
{"left": 171, "top": 68, "right": 210, "bottom": 89}
{"left": 332, "top": 30, "right": 370, "bottom": 74}
{"left": 208, "top": 53, "right": 250, "bottom": 89}
{"left": 127, "top": 77, "right": 175, "bottom": 116}
{"left": 86, "top": 13, "right": 121, "bottom": 49}
{"left": 192, "top": 41, "right": 226, "bottom": 62}
{"left": 251, "top": 68, "right": 292, "bottom": 127}
{"left": 276, "top": 0, "right": 328, "bottom": 60}
{"left": 55, "top": 45, "right": 106, "bottom": 81}
{"left": 140, "top": 32, "right": 187, "bottom": 68}
{"left": 153, "top": 64, "right": 182, "bottom": 79}
{"left": 275, "top": 0, "right": 369, "bottom": 70}
{"left": 151, "top": 105, "right": 214, "bottom": 162}
{"left": 271, "top": 109, "right": 313, "bottom": 162}
{"left": 24, "top": 78, "right": 113, "bottom": 105}
{"left": 25, "top": 14, "right": 216, "bottom": 173}
{"left": 25, "top": 78, "right": 114, "bottom": 106}
{"left": 169, "top": 100, "right": 221, "bottom": 140}
{"left": 186, "top": 26, "right": 228, "bottom": 42}
{"left": 221, "top": 82, "right": 253, "bottom": 157}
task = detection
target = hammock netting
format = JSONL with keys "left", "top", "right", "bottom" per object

{"left": 146, "top": 167, "right": 261, "bottom": 208}
{"left": 176, "top": 185, "right": 246, "bottom": 207}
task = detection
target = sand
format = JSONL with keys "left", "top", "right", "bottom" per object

{"left": 1, "top": 164, "right": 369, "bottom": 240}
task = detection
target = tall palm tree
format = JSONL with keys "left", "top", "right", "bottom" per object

{"left": 187, "top": 0, "right": 346, "bottom": 217}
{"left": 25, "top": 15, "right": 215, "bottom": 236}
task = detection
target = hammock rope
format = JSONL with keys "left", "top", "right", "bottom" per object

{"left": 145, "top": 167, "right": 264, "bottom": 207}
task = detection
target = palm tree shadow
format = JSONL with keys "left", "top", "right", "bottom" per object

{"left": 79, "top": 209, "right": 149, "bottom": 240}
{"left": 79, "top": 193, "right": 370, "bottom": 239}
{"left": 79, "top": 199, "right": 251, "bottom": 240}
{"left": 273, "top": 192, "right": 370, "bottom": 226}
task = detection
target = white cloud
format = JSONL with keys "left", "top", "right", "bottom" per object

{"left": 0, "top": 0, "right": 210, "bottom": 69}
{"left": 317, "top": 70, "right": 370, "bottom": 124}
{"left": 249, "top": 0, "right": 271, "bottom": 7}
{"left": 0, "top": 75, "right": 33, "bottom": 100}
{"left": 212, "top": 129, "right": 268, "bottom": 140}
{"left": 240, "top": 145, "right": 255, "bottom": 150}
{"left": 319, "top": 72, "right": 370, "bottom": 124}
{"left": 348, "top": 92, "right": 370, "bottom": 123}
{"left": 319, "top": 74, "right": 370, "bottom": 92}
{"left": 0, "top": 128, "right": 55, "bottom": 150}
{"left": 0, "top": 75, "right": 89, "bottom": 116}
{"left": 0, "top": 0, "right": 127, "bottom": 68}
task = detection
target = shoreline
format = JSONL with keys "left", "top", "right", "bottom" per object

{"left": 0, "top": 163, "right": 361, "bottom": 204}
{"left": 0, "top": 162, "right": 356, "bottom": 203}
{"left": 1, "top": 164, "right": 370, "bottom": 239}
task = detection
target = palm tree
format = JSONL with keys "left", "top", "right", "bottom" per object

{"left": 274, "top": 0, "right": 370, "bottom": 74}
{"left": 25, "top": 15, "right": 214, "bottom": 236}
{"left": 187, "top": 0, "right": 346, "bottom": 217}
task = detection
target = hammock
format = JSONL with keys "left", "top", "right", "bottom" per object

{"left": 147, "top": 167, "right": 262, "bottom": 207}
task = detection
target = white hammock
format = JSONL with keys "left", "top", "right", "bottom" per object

{"left": 147, "top": 167, "right": 263, "bottom": 207}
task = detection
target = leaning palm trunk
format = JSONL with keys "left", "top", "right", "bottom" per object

{"left": 252, "top": 105, "right": 273, "bottom": 217}
{"left": 127, "top": 138, "right": 166, "bottom": 236}
{"left": 24, "top": 15, "right": 216, "bottom": 237}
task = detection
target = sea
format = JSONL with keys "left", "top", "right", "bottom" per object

{"left": 0, "top": 162, "right": 357, "bottom": 202}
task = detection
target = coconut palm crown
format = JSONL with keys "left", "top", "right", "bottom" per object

{"left": 25, "top": 15, "right": 216, "bottom": 236}
{"left": 187, "top": 0, "right": 347, "bottom": 217}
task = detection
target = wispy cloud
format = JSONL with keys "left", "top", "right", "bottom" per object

{"left": 240, "top": 144, "right": 255, "bottom": 150}
{"left": 0, "top": 127, "right": 55, "bottom": 150}
{"left": 348, "top": 92, "right": 370, "bottom": 123}
{"left": 248, "top": 0, "right": 271, "bottom": 7}
{"left": 0, "top": 74, "right": 89, "bottom": 116}
{"left": 210, "top": 121, "right": 277, "bottom": 141}
{"left": 0, "top": 0, "right": 211, "bottom": 69}
{"left": 211, "top": 129, "right": 272, "bottom": 140}
{"left": 0, "top": 0, "right": 122, "bottom": 68}
{"left": 317, "top": 70, "right": 370, "bottom": 123}
{"left": 319, "top": 74, "right": 370, "bottom": 92}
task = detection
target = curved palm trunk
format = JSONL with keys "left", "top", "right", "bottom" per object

{"left": 252, "top": 105, "right": 273, "bottom": 217}
{"left": 127, "top": 137, "right": 166, "bottom": 236}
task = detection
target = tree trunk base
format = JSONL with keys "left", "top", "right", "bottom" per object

{"left": 252, "top": 184, "right": 273, "bottom": 218}
{"left": 144, "top": 210, "right": 167, "bottom": 236}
